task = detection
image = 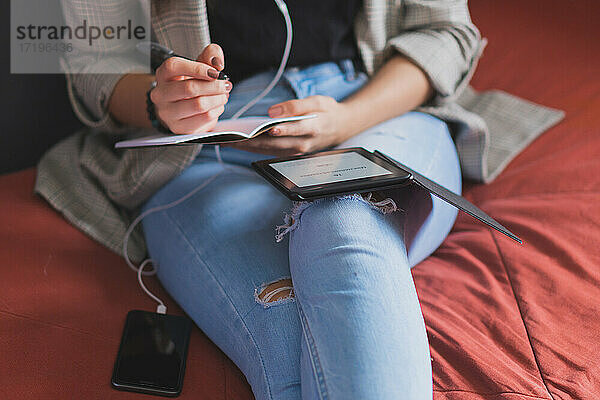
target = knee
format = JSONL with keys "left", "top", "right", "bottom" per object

{"left": 273, "top": 193, "right": 407, "bottom": 253}
{"left": 288, "top": 196, "right": 408, "bottom": 272}
{"left": 366, "top": 111, "right": 449, "bottom": 141}
{"left": 298, "top": 195, "right": 394, "bottom": 234}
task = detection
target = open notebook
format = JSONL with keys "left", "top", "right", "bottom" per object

{"left": 115, "top": 115, "right": 316, "bottom": 149}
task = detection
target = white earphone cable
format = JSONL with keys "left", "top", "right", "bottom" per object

{"left": 123, "top": 0, "right": 293, "bottom": 314}
{"left": 231, "top": 0, "right": 293, "bottom": 119}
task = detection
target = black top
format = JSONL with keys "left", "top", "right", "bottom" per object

{"left": 207, "top": 0, "right": 362, "bottom": 83}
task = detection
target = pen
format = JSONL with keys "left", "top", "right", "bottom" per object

{"left": 136, "top": 41, "right": 229, "bottom": 80}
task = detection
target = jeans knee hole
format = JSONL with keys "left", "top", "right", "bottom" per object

{"left": 255, "top": 278, "right": 295, "bottom": 307}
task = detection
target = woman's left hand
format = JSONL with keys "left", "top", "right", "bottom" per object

{"left": 227, "top": 95, "right": 356, "bottom": 156}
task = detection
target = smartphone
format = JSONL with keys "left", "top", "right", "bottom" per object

{"left": 111, "top": 310, "right": 192, "bottom": 397}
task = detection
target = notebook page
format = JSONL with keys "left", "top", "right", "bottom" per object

{"left": 115, "top": 115, "right": 317, "bottom": 148}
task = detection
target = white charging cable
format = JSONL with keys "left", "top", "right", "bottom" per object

{"left": 124, "top": 0, "right": 294, "bottom": 314}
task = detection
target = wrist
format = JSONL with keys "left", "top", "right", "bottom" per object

{"left": 108, "top": 74, "right": 156, "bottom": 128}
{"left": 146, "top": 81, "right": 171, "bottom": 133}
{"left": 337, "top": 100, "right": 367, "bottom": 139}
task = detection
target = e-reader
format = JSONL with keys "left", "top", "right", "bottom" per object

{"left": 252, "top": 147, "right": 522, "bottom": 243}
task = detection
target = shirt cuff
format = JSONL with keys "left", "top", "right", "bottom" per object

{"left": 65, "top": 56, "right": 150, "bottom": 131}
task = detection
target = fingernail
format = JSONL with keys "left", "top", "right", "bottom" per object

{"left": 211, "top": 57, "right": 224, "bottom": 70}
{"left": 207, "top": 68, "right": 219, "bottom": 79}
{"left": 224, "top": 81, "right": 233, "bottom": 92}
{"left": 269, "top": 106, "right": 283, "bottom": 117}
{"left": 270, "top": 128, "right": 280, "bottom": 136}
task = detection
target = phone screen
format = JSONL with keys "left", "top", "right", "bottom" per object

{"left": 112, "top": 310, "right": 192, "bottom": 396}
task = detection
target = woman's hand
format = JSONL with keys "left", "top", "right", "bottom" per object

{"left": 226, "top": 55, "right": 433, "bottom": 156}
{"left": 151, "top": 44, "right": 232, "bottom": 134}
{"left": 228, "top": 95, "right": 355, "bottom": 156}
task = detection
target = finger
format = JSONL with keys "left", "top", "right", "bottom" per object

{"left": 152, "top": 79, "right": 232, "bottom": 103}
{"left": 160, "top": 94, "right": 228, "bottom": 120}
{"left": 196, "top": 43, "right": 225, "bottom": 71}
{"left": 156, "top": 57, "right": 221, "bottom": 82}
{"left": 169, "top": 106, "right": 225, "bottom": 134}
{"left": 269, "top": 119, "right": 317, "bottom": 137}
{"left": 268, "top": 96, "right": 332, "bottom": 118}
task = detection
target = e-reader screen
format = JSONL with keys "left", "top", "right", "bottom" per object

{"left": 269, "top": 151, "right": 393, "bottom": 187}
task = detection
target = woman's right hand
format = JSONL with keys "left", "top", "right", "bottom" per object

{"left": 151, "top": 44, "right": 232, "bottom": 134}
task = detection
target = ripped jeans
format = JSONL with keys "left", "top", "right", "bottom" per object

{"left": 142, "top": 60, "right": 461, "bottom": 400}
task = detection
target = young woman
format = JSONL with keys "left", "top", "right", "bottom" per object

{"left": 36, "top": 1, "right": 557, "bottom": 399}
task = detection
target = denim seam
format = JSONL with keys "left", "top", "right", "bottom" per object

{"left": 296, "top": 301, "right": 329, "bottom": 400}
{"left": 338, "top": 59, "right": 356, "bottom": 80}
{"left": 159, "top": 210, "right": 275, "bottom": 400}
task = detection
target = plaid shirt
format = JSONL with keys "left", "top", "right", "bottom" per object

{"left": 35, "top": 0, "right": 564, "bottom": 261}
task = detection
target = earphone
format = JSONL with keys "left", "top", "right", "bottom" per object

{"left": 125, "top": 0, "right": 293, "bottom": 314}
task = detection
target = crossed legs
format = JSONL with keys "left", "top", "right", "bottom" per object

{"left": 142, "top": 111, "right": 459, "bottom": 399}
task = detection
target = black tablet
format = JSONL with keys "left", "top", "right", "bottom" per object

{"left": 252, "top": 147, "right": 522, "bottom": 243}
{"left": 252, "top": 147, "right": 412, "bottom": 201}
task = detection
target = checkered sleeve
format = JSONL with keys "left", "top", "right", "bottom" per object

{"left": 387, "top": 0, "right": 483, "bottom": 102}
{"left": 59, "top": 0, "right": 151, "bottom": 130}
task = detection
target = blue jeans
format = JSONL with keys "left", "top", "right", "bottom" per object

{"left": 142, "top": 60, "right": 461, "bottom": 400}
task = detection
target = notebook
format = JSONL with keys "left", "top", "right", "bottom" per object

{"left": 115, "top": 115, "right": 317, "bottom": 149}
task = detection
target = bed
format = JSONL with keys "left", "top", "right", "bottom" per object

{"left": 1, "top": 0, "right": 598, "bottom": 398}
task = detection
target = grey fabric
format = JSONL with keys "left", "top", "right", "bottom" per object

{"left": 35, "top": 0, "right": 564, "bottom": 261}
{"left": 455, "top": 87, "right": 565, "bottom": 181}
